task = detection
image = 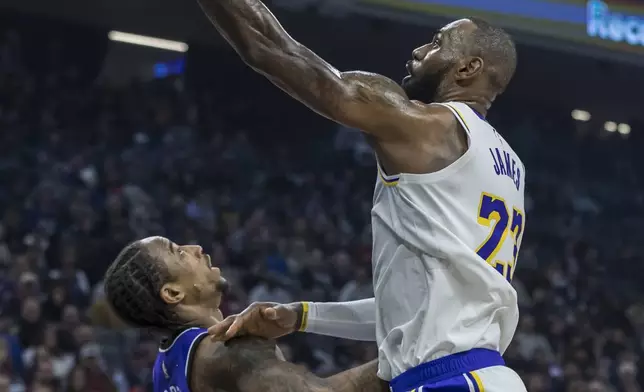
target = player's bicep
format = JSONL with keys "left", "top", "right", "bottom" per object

{"left": 336, "top": 71, "right": 431, "bottom": 139}
{"left": 249, "top": 44, "right": 429, "bottom": 140}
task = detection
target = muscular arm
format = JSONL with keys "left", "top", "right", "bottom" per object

{"left": 299, "top": 299, "right": 377, "bottom": 342}
{"left": 192, "top": 336, "right": 386, "bottom": 392}
{"left": 196, "top": 0, "right": 436, "bottom": 140}
{"left": 327, "top": 359, "right": 388, "bottom": 392}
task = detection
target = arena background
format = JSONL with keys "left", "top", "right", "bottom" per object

{"left": 0, "top": 0, "right": 642, "bottom": 391}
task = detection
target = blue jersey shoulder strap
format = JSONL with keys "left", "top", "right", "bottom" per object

{"left": 152, "top": 327, "right": 208, "bottom": 392}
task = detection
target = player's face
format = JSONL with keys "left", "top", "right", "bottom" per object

{"left": 145, "top": 236, "right": 227, "bottom": 308}
{"left": 402, "top": 19, "right": 473, "bottom": 103}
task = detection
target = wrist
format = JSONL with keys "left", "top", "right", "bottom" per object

{"left": 292, "top": 302, "right": 310, "bottom": 332}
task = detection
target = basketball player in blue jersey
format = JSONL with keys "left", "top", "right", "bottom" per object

{"left": 196, "top": 0, "right": 528, "bottom": 390}
{"left": 103, "top": 236, "right": 389, "bottom": 392}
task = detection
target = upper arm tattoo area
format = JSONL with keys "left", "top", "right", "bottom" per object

{"left": 192, "top": 337, "right": 329, "bottom": 392}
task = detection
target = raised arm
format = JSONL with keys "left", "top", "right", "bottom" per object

{"left": 195, "top": 0, "right": 434, "bottom": 139}
{"left": 192, "top": 336, "right": 387, "bottom": 392}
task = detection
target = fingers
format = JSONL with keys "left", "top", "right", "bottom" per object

{"left": 208, "top": 316, "right": 236, "bottom": 341}
{"left": 225, "top": 316, "right": 244, "bottom": 339}
{"left": 262, "top": 307, "right": 278, "bottom": 320}
{"left": 208, "top": 302, "right": 284, "bottom": 341}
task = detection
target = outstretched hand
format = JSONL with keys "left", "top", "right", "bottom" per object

{"left": 208, "top": 302, "right": 303, "bottom": 341}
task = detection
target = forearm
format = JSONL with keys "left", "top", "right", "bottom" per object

{"left": 197, "top": 0, "right": 287, "bottom": 62}
{"left": 326, "top": 360, "right": 388, "bottom": 392}
{"left": 297, "top": 298, "right": 377, "bottom": 341}
{"left": 196, "top": 0, "right": 363, "bottom": 124}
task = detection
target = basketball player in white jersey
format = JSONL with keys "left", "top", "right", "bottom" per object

{"left": 197, "top": 0, "right": 527, "bottom": 389}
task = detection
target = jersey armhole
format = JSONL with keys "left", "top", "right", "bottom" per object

{"left": 437, "top": 102, "right": 474, "bottom": 146}
{"left": 186, "top": 333, "right": 209, "bottom": 392}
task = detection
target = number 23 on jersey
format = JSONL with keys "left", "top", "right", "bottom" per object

{"left": 475, "top": 192, "right": 524, "bottom": 282}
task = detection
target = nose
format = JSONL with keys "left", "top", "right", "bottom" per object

{"left": 412, "top": 48, "right": 422, "bottom": 61}
{"left": 185, "top": 245, "right": 203, "bottom": 257}
{"left": 412, "top": 45, "right": 430, "bottom": 61}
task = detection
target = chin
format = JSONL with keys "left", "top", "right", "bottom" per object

{"left": 402, "top": 80, "right": 429, "bottom": 103}
{"left": 405, "top": 77, "right": 443, "bottom": 103}
{"left": 401, "top": 76, "right": 414, "bottom": 97}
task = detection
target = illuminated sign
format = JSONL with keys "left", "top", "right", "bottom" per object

{"left": 587, "top": 0, "right": 644, "bottom": 46}
{"left": 355, "top": 0, "right": 644, "bottom": 58}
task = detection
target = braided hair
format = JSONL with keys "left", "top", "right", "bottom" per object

{"left": 104, "top": 241, "right": 183, "bottom": 330}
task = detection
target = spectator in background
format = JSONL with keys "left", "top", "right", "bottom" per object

{"left": 0, "top": 339, "right": 23, "bottom": 392}
{"left": 514, "top": 315, "right": 556, "bottom": 363}
{"left": 49, "top": 244, "right": 90, "bottom": 306}
{"left": 42, "top": 283, "right": 69, "bottom": 322}
{"left": 337, "top": 267, "right": 372, "bottom": 302}
{"left": 18, "top": 297, "right": 43, "bottom": 349}
{"left": 76, "top": 344, "right": 115, "bottom": 392}
{"left": 65, "top": 366, "right": 86, "bottom": 392}
{"left": 22, "top": 326, "right": 74, "bottom": 382}
{"left": 248, "top": 273, "right": 294, "bottom": 304}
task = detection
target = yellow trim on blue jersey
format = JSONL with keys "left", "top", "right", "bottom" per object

{"left": 470, "top": 371, "right": 484, "bottom": 392}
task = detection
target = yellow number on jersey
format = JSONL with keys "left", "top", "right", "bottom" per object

{"left": 475, "top": 193, "right": 524, "bottom": 282}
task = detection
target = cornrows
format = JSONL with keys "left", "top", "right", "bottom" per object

{"left": 104, "top": 241, "right": 182, "bottom": 330}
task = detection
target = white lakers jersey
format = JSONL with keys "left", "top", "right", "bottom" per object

{"left": 371, "top": 101, "right": 525, "bottom": 380}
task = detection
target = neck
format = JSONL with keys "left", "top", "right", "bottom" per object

{"left": 177, "top": 306, "right": 224, "bottom": 329}
{"left": 197, "top": 308, "right": 224, "bottom": 328}
{"left": 436, "top": 90, "right": 493, "bottom": 118}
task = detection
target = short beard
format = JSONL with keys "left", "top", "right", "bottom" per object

{"left": 401, "top": 64, "right": 451, "bottom": 103}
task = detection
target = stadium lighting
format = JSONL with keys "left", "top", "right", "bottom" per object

{"left": 571, "top": 109, "right": 591, "bottom": 122}
{"left": 604, "top": 121, "right": 617, "bottom": 133}
{"left": 108, "top": 31, "right": 188, "bottom": 52}
{"left": 617, "top": 123, "right": 631, "bottom": 135}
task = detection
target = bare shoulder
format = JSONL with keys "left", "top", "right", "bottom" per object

{"left": 341, "top": 71, "right": 408, "bottom": 97}
{"left": 190, "top": 336, "right": 279, "bottom": 392}
{"left": 337, "top": 71, "right": 457, "bottom": 141}
{"left": 366, "top": 98, "right": 464, "bottom": 174}
{"left": 190, "top": 336, "right": 330, "bottom": 392}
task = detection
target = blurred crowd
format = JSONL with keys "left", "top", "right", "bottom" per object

{"left": 0, "top": 19, "right": 644, "bottom": 392}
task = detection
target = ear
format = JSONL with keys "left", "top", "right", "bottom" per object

{"left": 455, "top": 56, "right": 484, "bottom": 81}
{"left": 160, "top": 283, "right": 185, "bottom": 305}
